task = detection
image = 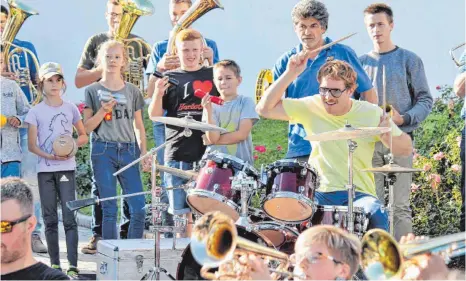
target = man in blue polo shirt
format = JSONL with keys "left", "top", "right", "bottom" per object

{"left": 273, "top": 0, "right": 377, "bottom": 162}
{"left": 1, "top": 5, "right": 47, "bottom": 254}
{"left": 145, "top": 0, "right": 219, "bottom": 238}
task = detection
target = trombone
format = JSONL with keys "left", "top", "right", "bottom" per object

{"left": 361, "top": 229, "right": 465, "bottom": 280}
{"left": 190, "top": 211, "right": 303, "bottom": 280}
{"left": 450, "top": 42, "right": 465, "bottom": 67}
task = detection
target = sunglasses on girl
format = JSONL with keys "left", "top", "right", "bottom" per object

{"left": 1, "top": 214, "right": 32, "bottom": 233}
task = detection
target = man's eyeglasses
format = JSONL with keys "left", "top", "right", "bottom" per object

{"left": 319, "top": 87, "right": 347, "bottom": 98}
{"left": 1, "top": 214, "right": 32, "bottom": 233}
{"left": 294, "top": 252, "right": 343, "bottom": 265}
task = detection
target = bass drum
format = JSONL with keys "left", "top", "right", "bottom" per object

{"left": 176, "top": 225, "right": 273, "bottom": 280}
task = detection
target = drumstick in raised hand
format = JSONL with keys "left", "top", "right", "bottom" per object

{"left": 299, "top": 32, "right": 358, "bottom": 60}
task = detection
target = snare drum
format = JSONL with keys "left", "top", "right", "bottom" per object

{"left": 262, "top": 160, "right": 319, "bottom": 223}
{"left": 310, "top": 205, "right": 369, "bottom": 237}
{"left": 187, "top": 152, "right": 258, "bottom": 221}
{"left": 252, "top": 221, "right": 299, "bottom": 255}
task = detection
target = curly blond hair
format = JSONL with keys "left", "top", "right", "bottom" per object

{"left": 317, "top": 60, "right": 358, "bottom": 89}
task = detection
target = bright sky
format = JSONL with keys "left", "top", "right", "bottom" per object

{"left": 11, "top": 0, "right": 466, "bottom": 103}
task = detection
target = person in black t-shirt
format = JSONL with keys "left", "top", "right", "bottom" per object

{"left": 148, "top": 29, "right": 220, "bottom": 237}
{"left": 1, "top": 178, "right": 69, "bottom": 280}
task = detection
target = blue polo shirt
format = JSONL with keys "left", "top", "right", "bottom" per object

{"left": 273, "top": 37, "right": 373, "bottom": 158}
{"left": 8, "top": 39, "right": 39, "bottom": 103}
{"left": 146, "top": 38, "right": 220, "bottom": 125}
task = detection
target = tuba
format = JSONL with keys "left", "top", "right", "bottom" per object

{"left": 360, "top": 229, "right": 465, "bottom": 280}
{"left": 2, "top": 0, "right": 41, "bottom": 105}
{"left": 166, "top": 0, "right": 223, "bottom": 65}
{"left": 255, "top": 69, "right": 273, "bottom": 104}
{"left": 190, "top": 211, "right": 302, "bottom": 280}
{"left": 115, "top": 0, "right": 154, "bottom": 95}
{"left": 450, "top": 42, "right": 465, "bottom": 67}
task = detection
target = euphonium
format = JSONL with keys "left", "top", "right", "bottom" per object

{"left": 361, "top": 229, "right": 465, "bottom": 280}
{"left": 255, "top": 69, "right": 273, "bottom": 104}
{"left": 166, "top": 0, "right": 223, "bottom": 65}
{"left": 190, "top": 211, "right": 301, "bottom": 280}
{"left": 115, "top": 0, "right": 154, "bottom": 95}
{"left": 450, "top": 42, "right": 465, "bottom": 67}
{"left": 2, "top": 0, "right": 41, "bottom": 105}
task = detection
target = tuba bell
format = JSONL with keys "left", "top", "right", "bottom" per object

{"left": 115, "top": 0, "right": 154, "bottom": 95}
{"left": 2, "top": 0, "right": 41, "bottom": 105}
{"left": 166, "top": 0, "right": 223, "bottom": 66}
{"left": 360, "top": 229, "right": 465, "bottom": 280}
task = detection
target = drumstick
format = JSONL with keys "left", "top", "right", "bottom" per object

{"left": 382, "top": 65, "right": 387, "bottom": 118}
{"left": 300, "top": 32, "right": 357, "bottom": 59}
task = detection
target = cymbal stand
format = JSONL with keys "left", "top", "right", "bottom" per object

{"left": 346, "top": 137, "right": 358, "bottom": 234}
{"left": 232, "top": 170, "right": 257, "bottom": 230}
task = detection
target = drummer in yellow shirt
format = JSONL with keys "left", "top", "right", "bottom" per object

{"left": 256, "top": 58, "right": 412, "bottom": 231}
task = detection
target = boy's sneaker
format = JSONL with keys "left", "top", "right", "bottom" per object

{"left": 51, "top": 264, "right": 62, "bottom": 271}
{"left": 67, "top": 267, "right": 80, "bottom": 279}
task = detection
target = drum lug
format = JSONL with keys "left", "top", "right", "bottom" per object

{"left": 334, "top": 212, "right": 340, "bottom": 221}
{"left": 298, "top": 186, "right": 305, "bottom": 194}
{"left": 272, "top": 184, "right": 278, "bottom": 193}
{"left": 213, "top": 184, "right": 220, "bottom": 192}
{"left": 301, "top": 168, "right": 307, "bottom": 176}
{"left": 206, "top": 167, "right": 214, "bottom": 174}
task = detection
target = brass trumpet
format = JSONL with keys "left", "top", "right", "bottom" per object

{"left": 361, "top": 229, "right": 465, "bottom": 280}
{"left": 190, "top": 211, "right": 301, "bottom": 280}
{"left": 450, "top": 42, "right": 465, "bottom": 67}
{"left": 2, "top": 0, "right": 41, "bottom": 105}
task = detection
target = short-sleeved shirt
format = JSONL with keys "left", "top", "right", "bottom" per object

{"left": 78, "top": 32, "right": 150, "bottom": 70}
{"left": 274, "top": 37, "right": 374, "bottom": 158}
{"left": 202, "top": 95, "right": 259, "bottom": 165}
{"left": 282, "top": 95, "right": 402, "bottom": 196}
{"left": 25, "top": 101, "right": 81, "bottom": 173}
{"left": 7, "top": 39, "right": 40, "bottom": 103}
{"left": 84, "top": 82, "right": 145, "bottom": 143}
{"left": 1, "top": 262, "right": 69, "bottom": 280}
{"left": 145, "top": 38, "right": 220, "bottom": 75}
{"left": 162, "top": 66, "right": 220, "bottom": 162}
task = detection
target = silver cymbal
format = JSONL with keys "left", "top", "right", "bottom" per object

{"left": 305, "top": 126, "right": 391, "bottom": 142}
{"left": 150, "top": 116, "right": 227, "bottom": 132}
{"left": 155, "top": 164, "right": 199, "bottom": 180}
{"left": 360, "top": 164, "right": 422, "bottom": 174}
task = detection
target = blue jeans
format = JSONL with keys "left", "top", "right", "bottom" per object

{"left": 315, "top": 191, "right": 388, "bottom": 231}
{"left": 1, "top": 161, "right": 21, "bottom": 178}
{"left": 91, "top": 141, "right": 146, "bottom": 240}
{"left": 164, "top": 160, "right": 193, "bottom": 215}
{"left": 152, "top": 123, "right": 166, "bottom": 186}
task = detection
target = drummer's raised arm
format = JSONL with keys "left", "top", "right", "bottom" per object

{"left": 148, "top": 76, "right": 169, "bottom": 118}
{"left": 256, "top": 53, "right": 309, "bottom": 121}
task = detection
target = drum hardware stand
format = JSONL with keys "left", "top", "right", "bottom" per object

{"left": 231, "top": 171, "right": 257, "bottom": 230}
{"left": 382, "top": 153, "right": 397, "bottom": 237}
{"left": 346, "top": 135, "right": 358, "bottom": 235}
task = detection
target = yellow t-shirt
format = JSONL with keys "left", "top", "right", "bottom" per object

{"left": 282, "top": 95, "right": 403, "bottom": 196}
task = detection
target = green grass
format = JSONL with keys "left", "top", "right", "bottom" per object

{"left": 251, "top": 118, "right": 289, "bottom": 169}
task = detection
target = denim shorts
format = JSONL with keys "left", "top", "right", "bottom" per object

{"left": 164, "top": 160, "right": 193, "bottom": 215}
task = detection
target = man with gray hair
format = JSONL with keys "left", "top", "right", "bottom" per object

{"left": 272, "top": 0, "right": 378, "bottom": 163}
{"left": 1, "top": 177, "right": 69, "bottom": 280}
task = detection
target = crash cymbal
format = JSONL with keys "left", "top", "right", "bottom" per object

{"left": 155, "top": 164, "right": 199, "bottom": 180}
{"left": 150, "top": 116, "right": 227, "bottom": 132}
{"left": 360, "top": 164, "right": 422, "bottom": 174}
{"left": 305, "top": 126, "right": 391, "bottom": 142}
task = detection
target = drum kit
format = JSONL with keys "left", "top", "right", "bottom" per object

{"left": 66, "top": 114, "right": 421, "bottom": 280}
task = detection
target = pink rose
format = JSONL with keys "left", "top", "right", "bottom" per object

{"left": 436, "top": 85, "right": 441, "bottom": 90}
{"left": 430, "top": 174, "right": 441, "bottom": 190}
{"left": 77, "top": 103, "right": 86, "bottom": 114}
{"left": 276, "top": 145, "right": 282, "bottom": 151}
{"left": 410, "top": 183, "right": 420, "bottom": 192}
{"left": 423, "top": 163, "right": 432, "bottom": 171}
{"left": 413, "top": 152, "right": 420, "bottom": 160}
{"left": 451, "top": 164, "right": 461, "bottom": 173}
{"left": 253, "top": 155, "right": 258, "bottom": 160}
{"left": 433, "top": 152, "right": 445, "bottom": 161}
{"left": 254, "top": 145, "right": 266, "bottom": 153}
